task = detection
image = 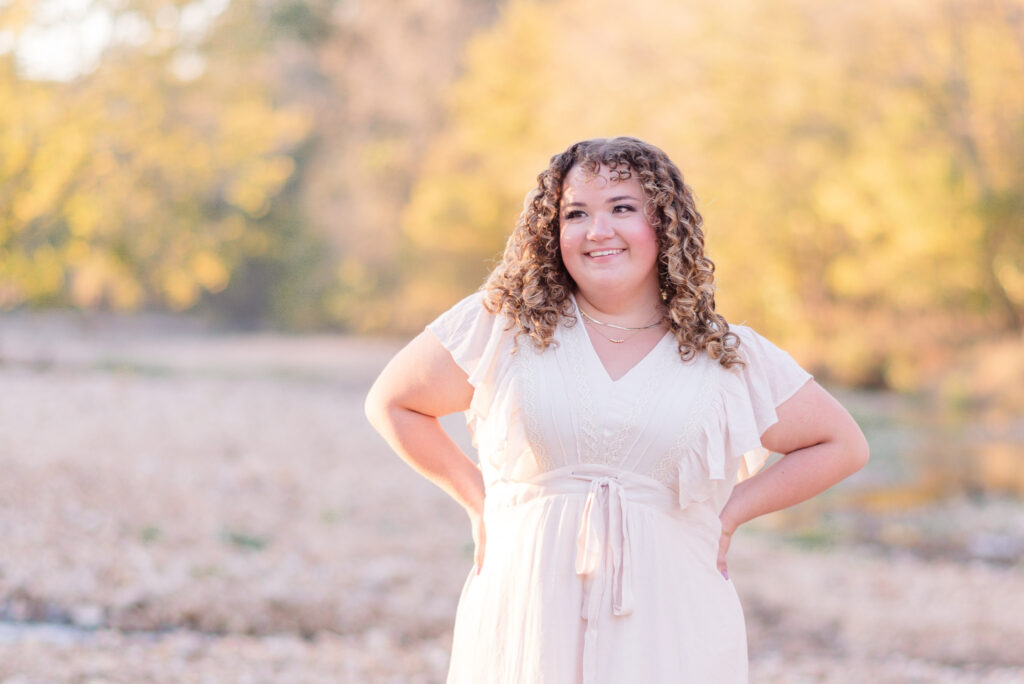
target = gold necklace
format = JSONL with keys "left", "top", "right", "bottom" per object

{"left": 583, "top": 317, "right": 635, "bottom": 344}
{"left": 578, "top": 308, "right": 664, "bottom": 332}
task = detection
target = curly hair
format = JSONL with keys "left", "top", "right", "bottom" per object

{"left": 483, "top": 136, "right": 742, "bottom": 368}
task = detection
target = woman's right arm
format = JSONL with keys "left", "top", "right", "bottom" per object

{"left": 364, "top": 330, "right": 487, "bottom": 569}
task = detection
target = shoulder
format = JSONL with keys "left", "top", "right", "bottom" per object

{"left": 433, "top": 291, "right": 489, "bottom": 320}
{"left": 725, "top": 322, "right": 762, "bottom": 345}
{"left": 724, "top": 321, "right": 813, "bottom": 399}
{"left": 725, "top": 323, "right": 792, "bottom": 367}
{"left": 425, "top": 290, "right": 517, "bottom": 376}
{"left": 427, "top": 291, "right": 502, "bottom": 337}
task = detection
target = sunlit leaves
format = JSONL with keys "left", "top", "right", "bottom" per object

{"left": 0, "top": 0, "right": 312, "bottom": 313}
{"left": 403, "top": 0, "right": 1024, "bottom": 388}
{"left": 2, "top": 0, "right": 1020, "bottom": 387}
{"left": 225, "top": 155, "right": 297, "bottom": 218}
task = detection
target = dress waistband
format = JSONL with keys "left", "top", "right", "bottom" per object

{"left": 486, "top": 463, "right": 680, "bottom": 512}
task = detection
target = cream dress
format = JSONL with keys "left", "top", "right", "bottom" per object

{"left": 428, "top": 293, "right": 812, "bottom": 684}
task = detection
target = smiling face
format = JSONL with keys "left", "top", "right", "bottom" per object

{"left": 558, "top": 164, "right": 661, "bottom": 309}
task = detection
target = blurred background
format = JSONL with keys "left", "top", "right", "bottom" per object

{"left": 1, "top": 0, "right": 1023, "bottom": 681}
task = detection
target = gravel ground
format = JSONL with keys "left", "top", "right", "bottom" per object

{"left": 0, "top": 313, "right": 1022, "bottom": 683}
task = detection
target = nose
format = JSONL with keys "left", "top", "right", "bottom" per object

{"left": 587, "top": 212, "right": 614, "bottom": 240}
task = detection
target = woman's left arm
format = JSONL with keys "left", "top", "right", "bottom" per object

{"left": 716, "top": 380, "right": 869, "bottom": 578}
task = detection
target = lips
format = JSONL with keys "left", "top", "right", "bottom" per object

{"left": 587, "top": 249, "right": 625, "bottom": 258}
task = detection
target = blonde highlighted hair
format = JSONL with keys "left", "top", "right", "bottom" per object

{"left": 483, "top": 136, "right": 742, "bottom": 368}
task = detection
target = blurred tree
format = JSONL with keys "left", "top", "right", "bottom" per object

{"left": 3, "top": 0, "right": 1021, "bottom": 386}
{"left": 0, "top": 0, "right": 313, "bottom": 320}
{"left": 401, "top": 0, "right": 1024, "bottom": 390}
{"left": 297, "top": 0, "right": 499, "bottom": 331}
{"left": 0, "top": 0, "right": 501, "bottom": 329}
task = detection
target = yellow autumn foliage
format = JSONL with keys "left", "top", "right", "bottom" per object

{"left": 1, "top": 0, "right": 1021, "bottom": 395}
{"left": 0, "top": 0, "right": 311, "bottom": 313}
{"left": 400, "top": 0, "right": 1024, "bottom": 389}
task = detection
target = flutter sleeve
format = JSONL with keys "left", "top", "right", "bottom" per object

{"left": 425, "top": 292, "right": 510, "bottom": 430}
{"left": 674, "top": 324, "right": 815, "bottom": 512}
{"left": 722, "top": 324, "right": 814, "bottom": 480}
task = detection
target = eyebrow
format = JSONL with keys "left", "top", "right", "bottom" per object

{"left": 562, "top": 195, "right": 640, "bottom": 208}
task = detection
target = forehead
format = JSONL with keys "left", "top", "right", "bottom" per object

{"left": 561, "top": 164, "right": 640, "bottom": 201}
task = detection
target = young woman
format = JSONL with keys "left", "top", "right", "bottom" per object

{"left": 365, "top": 137, "right": 869, "bottom": 683}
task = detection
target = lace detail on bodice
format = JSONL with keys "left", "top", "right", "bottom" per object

{"left": 517, "top": 346, "right": 556, "bottom": 472}
{"left": 648, "top": 456, "right": 680, "bottom": 489}
{"left": 646, "top": 360, "right": 719, "bottom": 489}
{"left": 566, "top": 322, "right": 602, "bottom": 465}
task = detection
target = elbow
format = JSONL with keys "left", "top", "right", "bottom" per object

{"left": 847, "top": 428, "right": 870, "bottom": 474}
{"left": 363, "top": 379, "right": 391, "bottom": 433}
{"left": 364, "top": 378, "right": 419, "bottom": 436}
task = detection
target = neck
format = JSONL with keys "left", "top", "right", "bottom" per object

{"left": 574, "top": 288, "right": 664, "bottom": 327}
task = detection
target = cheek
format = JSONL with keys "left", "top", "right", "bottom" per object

{"left": 637, "top": 225, "right": 660, "bottom": 257}
{"left": 558, "top": 232, "right": 583, "bottom": 277}
{"left": 559, "top": 227, "right": 579, "bottom": 255}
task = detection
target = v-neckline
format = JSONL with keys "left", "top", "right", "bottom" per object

{"left": 569, "top": 295, "right": 671, "bottom": 384}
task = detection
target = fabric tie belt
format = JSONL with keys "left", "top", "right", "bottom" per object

{"left": 574, "top": 472, "right": 632, "bottom": 684}
{"left": 486, "top": 464, "right": 684, "bottom": 684}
